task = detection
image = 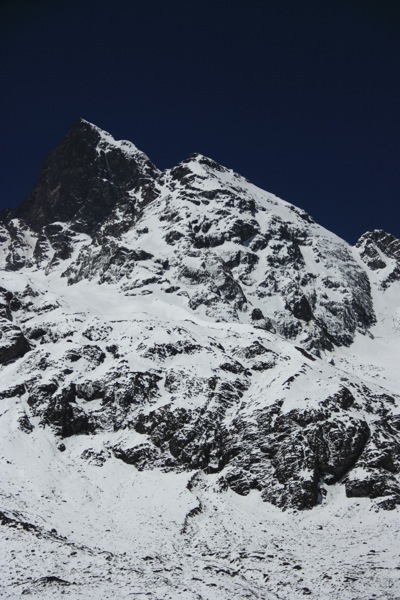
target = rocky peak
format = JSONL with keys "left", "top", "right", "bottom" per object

{"left": 14, "top": 118, "right": 160, "bottom": 235}
{"left": 1, "top": 122, "right": 400, "bottom": 599}
{"left": 1, "top": 121, "right": 399, "bottom": 518}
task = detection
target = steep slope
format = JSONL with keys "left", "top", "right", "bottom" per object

{"left": 1, "top": 120, "right": 399, "bottom": 598}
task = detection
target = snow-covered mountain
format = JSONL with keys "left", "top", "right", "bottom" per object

{"left": 1, "top": 119, "right": 399, "bottom": 599}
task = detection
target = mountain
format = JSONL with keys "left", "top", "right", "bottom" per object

{"left": 1, "top": 120, "right": 399, "bottom": 599}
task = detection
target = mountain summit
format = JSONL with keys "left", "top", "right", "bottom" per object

{"left": 14, "top": 119, "right": 159, "bottom": 234}
{"left": 1, "top": 121, "right": 399, "bottom": 598}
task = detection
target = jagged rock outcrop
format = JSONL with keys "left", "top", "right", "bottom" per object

{"left": 0, "top": 319, "right": 31, "bottom": 364}
{"left": 356, "top": 229, "right": 400, "bottom": 288}
{"left": 14, "top": 118, "right": 159, "bottom": 235}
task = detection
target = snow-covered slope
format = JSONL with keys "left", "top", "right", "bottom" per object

{"left": 1, "top": 120, "right": 399, "bottom": 598}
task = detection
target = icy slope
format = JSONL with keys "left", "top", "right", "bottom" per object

{"left": 1, "top": 120, "right": 400, "bottom": 598}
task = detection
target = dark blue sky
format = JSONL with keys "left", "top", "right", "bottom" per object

{"left": 1, "top": 0, "right": 399, "bottom": 243}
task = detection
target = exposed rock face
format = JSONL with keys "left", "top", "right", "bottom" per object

{"left": 14, "top": 119, "right": 159, "bottom": 235}
{"left": 356, "top": 229, "right": 400, "bottom": 288}
{"left": 346, "top": 414, "right": 400, "bottom": 507}
{"left": 41, "top": 384, "right": 90, "bottom": 438}
{"left": 0, "top": 320, "right": 31, "bottom": 364}
{"left": 0, "top": 120, "right": 399, "bottom": 513}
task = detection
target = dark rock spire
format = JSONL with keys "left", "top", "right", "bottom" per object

{"left": 14, "top": 118, "right": 159, "bottom": 235}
